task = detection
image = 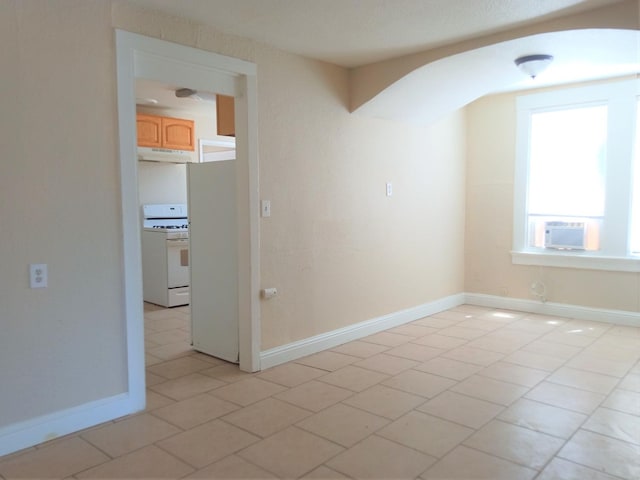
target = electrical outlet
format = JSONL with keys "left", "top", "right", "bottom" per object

{"left": 30, "top": 264, "right": 48, "bottom": 288}
{"left": 386, "top": 182, "right": 393, "bottom": 197}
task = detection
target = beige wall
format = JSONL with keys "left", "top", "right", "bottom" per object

{"left": 465, "top": 87, "right": 640, "bottom": 312}
{"left": 1, "top": 0, "right": 465, "bottom": 431}
{"left": 0, "top": 1, "right": 128, "bottom": 426}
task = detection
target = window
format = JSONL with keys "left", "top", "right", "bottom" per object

{"left": 513, "top": 79, "right": 640, "bottom": 272}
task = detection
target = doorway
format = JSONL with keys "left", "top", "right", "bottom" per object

{"left": 115, "top": 30, "right": 261, "bottom": 415}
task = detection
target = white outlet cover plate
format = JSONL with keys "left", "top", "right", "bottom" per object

{"left": 30, "top": 263, "right": 48, "bottom": 288}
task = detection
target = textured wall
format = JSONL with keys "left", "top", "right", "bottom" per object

{"left": 0, "top": 1, "right": 128, "bottom": 427}
{"left": 0, "top": 0, "right": 466, "bottom": 432}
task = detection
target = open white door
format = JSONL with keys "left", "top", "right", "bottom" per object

{"left": 188, "top": 158, "right": 239, "bottom": 363}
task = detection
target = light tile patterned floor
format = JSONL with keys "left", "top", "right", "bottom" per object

{"left": 1, "top": 304, "right": 639, "bottom": 479}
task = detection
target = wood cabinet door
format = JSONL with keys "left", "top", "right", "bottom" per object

{"left": 216, "top": 95, "right": 235, "bottom": 137}
{"left": 136, "top": 114, "right": 162, "bottom": 148}
{"left": 162, "top": 117, "right": 195, "bottom": 151}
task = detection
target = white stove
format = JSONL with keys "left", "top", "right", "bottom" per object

{"left": 141, "top": 204, "right": 190, "bottom": 307}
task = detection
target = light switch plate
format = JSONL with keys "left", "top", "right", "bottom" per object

{"left": 261, "top": 200, "right": 271, "bottom": 217}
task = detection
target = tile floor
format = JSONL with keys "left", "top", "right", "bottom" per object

{"left": 1, "top": 304, "right": 639, "bottom": 479}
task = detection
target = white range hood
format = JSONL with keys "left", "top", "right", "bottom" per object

{"left": 137, "top": 147, "right": 193, "bottom": 163}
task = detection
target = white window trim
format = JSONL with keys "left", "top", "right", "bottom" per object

{"left": 512, "top": 78, "right": 640, "bottom": 272}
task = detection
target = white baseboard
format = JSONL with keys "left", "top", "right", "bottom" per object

{"left": 261, "top": 292, "right": 640, "bottom": 370}
{"left": 0, "top": 393, "right": 138, "bottom": 457}
{"left": 260, "top": 293, "right": 465, "bottom": 369}
{"left": 464, "top": 293, "right": 640, "bottom": 327}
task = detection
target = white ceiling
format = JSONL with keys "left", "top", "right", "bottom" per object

{"left": 125, "top": 0, "right": 625, "bottom": 67}
{"left": 129, "top": 0, "right": 638, "bottom": 124}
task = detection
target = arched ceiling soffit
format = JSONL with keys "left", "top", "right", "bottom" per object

{"left": 352, "top": 28, "right": 640, "bottom": 126}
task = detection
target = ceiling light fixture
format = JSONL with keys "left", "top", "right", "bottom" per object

{"left": 514, "top": 54, "right": 553, "bottom": 79}
{"left": 175, "top": 87, "right": 217, "bottom": 102}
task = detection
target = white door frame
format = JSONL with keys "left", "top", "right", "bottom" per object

{"left": 115, "top": 30, "right": 261, "bottom": 413}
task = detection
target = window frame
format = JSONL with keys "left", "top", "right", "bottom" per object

{"left": 512, "top": 79, "right": 640, "bottom": 273}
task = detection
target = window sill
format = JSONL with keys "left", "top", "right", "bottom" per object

{"left": 511, "top": 250, "right": 640, "bottom": 272}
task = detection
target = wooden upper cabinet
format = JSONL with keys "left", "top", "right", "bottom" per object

{"left": 216, "top": 95, "right": 235, "bottom": 137}
{"left": 136, "top": 113, "right": 195, "bottom": 151}
{"left": 136, "top": 114, "right": 162, "bottom": 148}
{"left": 162, "top": 117, "right": 195, "bottom": 151}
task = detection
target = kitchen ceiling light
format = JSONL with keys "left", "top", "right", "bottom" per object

{"left": 514, "top": 54, "right": 553, "bottom": 79}
{"left": 175, "top": 87, "right": 217, "bottom": 103}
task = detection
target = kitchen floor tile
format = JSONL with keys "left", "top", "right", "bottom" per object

{"left": 412, "top": 316, "right": 461, "bottom": 329}
{"left": 302, "top": 465, "right": 350, "bottom": 479}
{"left": 411, "top": 333, "right": 469, "bottom": 349}
{"left": 417, "top": 390, "right": 504, "bottom": 429}
{"left": 342, "top": 384, "right": 425, "bottom": 419}
{"left": 384, "top": 343, "right": 445, "bottom": 362}
{"left": 582, "top": 407, "right": 640, "bottom": 445}
{"left": 76, "top": 445, "right": 194, "bottom": 479}
{"left": 382, "top": 369, "right": 456, "bottom": 398}
{"left": 294, "top": 351, "right": 359, "bottom": 371}
{"left": 503, "top": 350, "right": 567, "bottom": 372}
{"left": 559, "top": 429, "right": 640, "bottom": 480}
{"left": 438, "top": 325, "right": 488, "bottom": 340}
{"left": 256, "top": 362, "right": 326, "bottom": 387}
{"left": 317, "top": 365, "right": 389, "bottom": 392}
{"left": 146, "top": 356, "right": 212, "bottom": 379}
{"left": 144, "top": 390, "right": 175, "bottom": 411}
{"left": 185, "top": 454, "right": 277, "bottom": 479}
{"left": 353, "top": 352, "right": 419, "bottom": 375}
{"left": 451, "top": 375, "right": 528, "bottom": 406}
{"left": 387, "top": 324, "right": 439, "bottom": 337}
{"left": 149, "top": 373, "right": 226, "bottom": 401}
{"left": 330, "top": 340, "right": 389, "bottom": 358}
{"left": 565, "top": 354, "right": 634, "bottom": 377}
{"left": 238, "top": 427, "right": 344, "bottom": 479}
{"left": 463, "top": 420, "right": 565, "bottom": 470}
{"left": 619, "top": 372, "right": 640, "bottom": 392}
{"left": 602, "top": 388, "right": 640, "bottom": 415}
{"left": 200, "top": 363, "right": 255, "bottom": 383}
{"left": 421, "top": 445, "right": 537, "bottom": 480}
{"left": 273, "top": 380, "right": 353, "bottom": 412}
{"left": 296, "top": 403, "right": 389, "bottom": 447}
{"left": 80, "top": 414, "right": 181, "bottom": 458}
{"left": 208, "top": 377, "right": 287, "bottom": 406}
{"left": 541, "top": 331, "right": 597, "bottom": 348}
{"left": 0, "top": 437, "right": 109, "bottom": 479}
{"left": 478, "top": 361, "right": 548, "bottom": 387}
{"left": 222, "top": 397, "right": 312, "bottom": 437}
{"left": 522, "top": 339, "right": 582, "bottom": 359}
{"left": 150, "top": 393, "right": 239, "bottom": 429}
{"left": 536, "top": 457, "right": 619, "bottom": 480}
{"left": 361, "top": 331, "right": 413, "bottom": 346}
{"left": 547, "top": 366, "right": 619, "bottom": 394}
{"left": 414, "top": 356, "right": 483, "bottom": 380}
{"left": 442, "top": 345, "right": 504, "bottom": 366}
{"left": 327, "top": 435, "right": 436, "bottom": 480}
{"left": 157, "top": 419, "right": 259, "bottom": 469}
{"left": 377, "top": 411, "right": 474, "bottom": 458}
{"left": 497, "top": 398, "right": 587, "bottom": 438}
{"left": 525, "top": 381, "right": 606, "bottom": 414}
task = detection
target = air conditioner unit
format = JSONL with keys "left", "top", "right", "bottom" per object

{"left": 544, "top": 221, "right": 586, "bottom": 250}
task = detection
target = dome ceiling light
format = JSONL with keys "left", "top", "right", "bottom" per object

{"left": 514, "top": 54, "right": 554, "bottom": 79}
